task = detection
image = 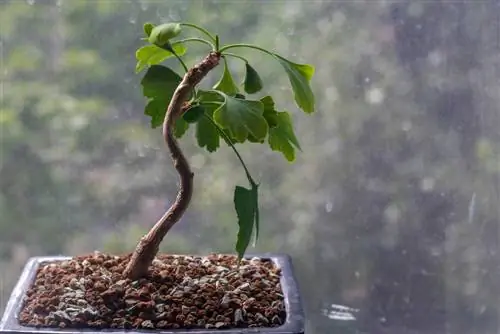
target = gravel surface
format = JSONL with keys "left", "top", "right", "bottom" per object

{"left": 18, "top": 252, "right": 286, "bottom": 330}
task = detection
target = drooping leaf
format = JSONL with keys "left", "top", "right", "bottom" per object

{"left": 144, "top": 98, "right": 189, "bottom": 137}
{"left": 243, "top": 62, "right": 263, "bottom": 94}
{"left": 247, "top": 133, "right": 265, "bottom": 143}
{"left": 148, "top": 23, "right": 182, "bottom": 47}
{"left": 141, "top": 65, "right": 182, "bottom": 99}
{"left": 272, "top": 54, "right": 315, "bottom": 114}
{"left": 260, "top": 95, "right": 279, "bottom": 128}
{"left": 141, "top": 65, "right": 183, "bottom": 128}
{"left": 268, "top": 111, "right": 302, "bottom": 162}
{"left": 144, "top": 98, "right": 167, "bottom": 128}
{"left": 213, "top": 93, "right": 268, "bottom": 143}
{"left": 213, "top": 58, "right": 239, "bottom": 95}
{"left": 143, "top": 22, "right": 155, "bottom": 37}
{"left": 234, "top": 183, "right": 259, "bottom": 260}
{"left": 135, "top": 43, "right": 187, "bottom": 73}
{"left": 183, "top": 104, "right": 205, "bottom": 123}
{"left": 173, "top": 116, "right": 189, "bottom": 138}
{"left": 253, "top": 186, "right": 260, "bottom": 247}
{"left": 196, "top": 104, "right": 220, "bottom": 152}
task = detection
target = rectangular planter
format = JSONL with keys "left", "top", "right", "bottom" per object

{"left": 0, "top": 253, "right": 305, "bottom": 334}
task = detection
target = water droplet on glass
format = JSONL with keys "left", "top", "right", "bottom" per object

{"left": 325, "top": 201, "right": 333, "bottom": 213}
{"left": 168, "top": 8, "right": 180, "bottom": 21}
{"left": 140, "top": 1, "right": 149, "bottom": 11}
{"left": 365, "top": 87, "right": 385, "bottom": 105}
{"left": 129, "top": 16, "right": 137, "bottom": 24}
{"left": 420, "top": 177, "right": 435, "bottom": 192}
{"left": 26, "top": 0, "right": 35, "bottom": 4}
{"left": 402, "top": 120, "right": 412, "bottom": 131}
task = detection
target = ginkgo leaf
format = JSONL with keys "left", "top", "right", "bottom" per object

{"left": 213, "top": 58, "right": 239, "bottom": 95}
{"left": 135, "top": 43, "right": 187, "bottom": 73}
{"left": 144, "top": 98, "right": 189, "bottom": 137}
{"left": 234, "top": 183, "right": 259, "bottom": 260}
{"left": 173, "top": 116, "right": 189, "bottom": 138}
{"left": 140, "top": 65, "right": 184, "bottom": 128}
{"left": 143, "top": 22, "right": 155, "bottom": 37}
{"left": 260, "top": 95, "right": 279, "bottom": 128}
{"left": 198, "top": 89, "right": 225, "bottom": 103}
{"left": 268, "top": 111, "right": 302, "bottom": 162}
{"left": 141, "top": 65, "right": 182, "bottom": 99}
{"left": 272, "top": 54, "right": 315, "bottom": 114}
{"left": 212, "top": 93, "right": 268, "bottom": 143}
{"left": 196, "top": 103, "right": 220, "bottom": 152}
{"left": 243, "top": 62, "right": 263, "bottom": 94}
{"left": 144, "top": 98, "right": 167, "bottom": 128}
{"left": 183, "top": 104, "right": 205, "bottom": 123}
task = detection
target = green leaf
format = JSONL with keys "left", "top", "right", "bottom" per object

{"left": 174, "top": 116, "right": 189, "bottom": 138}
{"left": 183, "top": 104, "right": 205, "bottom": 123}
{"left": 213, "top": 93, "right": 268, "bottom": 143}
{"left": 144, "top": 98, "right": 167, "bottom": 128}
{"left": 260, "top": 95, "right": 278, "bottom": 128}
{"left": 243, "top": 62, "right": 263, "bottom": 94}
{"left": 198, "top": 89, "right": 225, "bottom": 103}
{"left": 213, "top": 58, "right": 239, "bottom": 95}
{"left": 141, "top": 65, "right": 182, "bottom": 99}
{"left": 268, "top": 111, "right": 302, "bottom": 162}
{"left": 247, "top": 133, "right": 265, "bottom": 143}
{"left": 272, "top": 54, "right": 315, "bottom": 114}
{"left": 253, "top": 190, "right": 260, "bottom": 248}
{"left": 143, "top": 22, "right": 154, "bottom": 37}
{"left": 135, "top": 43, "right": 187, "bottom": 73}
{"left": 234, "top": 183, "right": 259, "bottom": 260}
{"left": 196, "top": 104, "right": 220, "bottom": 152}
{"left": 148, "top": 23, "right": 182, "bottom": 47}
{"left": 144, "top": 99, "right": 190, "bottom": 136}
{"left": 141, "top": 65, "right": 183, "bottom": 128}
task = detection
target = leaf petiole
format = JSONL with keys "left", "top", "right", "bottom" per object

{"left": 222, "top": 53, "right": 249, "bottom": 64}
{"left": 218, "top": 43, "right": 272, "bottom": 56}
{"left": 200, "top": 101, "right": 224, "bottom": 106}
{"left": 173, "top": 38, "right": 215, "bottom": 50}
{"left": 172, "top": 50, "right": 189, "bottom": 73}
{"left": 180, "top": 23, "right": 217, "bottom": 44}
{"left": 202, "top": 113, "right": 256, "bottom": 187}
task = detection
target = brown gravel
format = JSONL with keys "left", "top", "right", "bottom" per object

{"left": 18, "top": 252, "right": 286, "bottom": 330}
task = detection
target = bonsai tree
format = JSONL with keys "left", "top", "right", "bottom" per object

{"left": 123, "top": 22, "right": 316, "bottom": 280}
{"left": 12, "top": 21, "right": 316, "bottom": 331}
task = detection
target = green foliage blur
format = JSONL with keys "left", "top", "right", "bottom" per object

{"left": 1, "top": 1, "right": 499, "bottom": 333}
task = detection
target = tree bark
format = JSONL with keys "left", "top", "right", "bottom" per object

{"left": 123, "top": 51, "right": 221, "bottom": 280}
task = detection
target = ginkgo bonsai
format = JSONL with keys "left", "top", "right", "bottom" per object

{"left": 9, "top": 21, "right": 316, "bottom": 331}
{"left": 123, "top": 22, "right": 316, "bottom": 280}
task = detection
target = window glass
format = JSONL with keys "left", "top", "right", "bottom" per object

{"left": 1, "top": 1, "right": 499, "bottom": 333}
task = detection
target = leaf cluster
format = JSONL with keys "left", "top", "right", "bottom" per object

{"left": 135, "top": 22, "right": 316, "bottom": 259}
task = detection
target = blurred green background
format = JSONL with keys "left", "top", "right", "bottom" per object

{"left": 1, "top": 1, "right": 499, "bottom": 333}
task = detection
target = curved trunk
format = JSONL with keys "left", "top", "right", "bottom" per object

{"left": 123, "top": 51, "right": 221, "bottom": 280}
